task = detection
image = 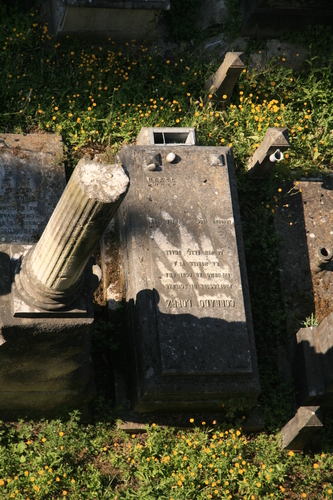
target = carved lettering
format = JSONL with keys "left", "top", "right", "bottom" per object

{"left": 165, "top": 284, "right": 233, "bottom": 290}
{"left": 213, "top": 219, "right": 233, "bottom": 225}
{"left": 147, "top": 176, "right": 176, "bottom": 186}
{"left": 199, "top": 299, "right": 235, "bottom": 308}
{"left": 166, "top": 299, "right": 193, "bottom": 308}
{"left": 187, "top": 249, "right": 201, "bottom": 255}
{"left": 206, "top": 273, "right": 230, "bottom": 278}
{"left": 189, "top": 262, "right": 220, "bottom": 267}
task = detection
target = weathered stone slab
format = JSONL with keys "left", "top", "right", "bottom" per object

{"left": 274, "top": 178, "right": 333, "bottom": 407}
{"left": 281, "top": 406, "right": 323, "bottom": 452}
{"left": 0, "top": 133, "right": 65, "bottom": 244}
{"left": 275, "top": 179, "right": 333, "bottom": 336}
{"left": 247, "top": 128, "right": 290, "bottom": 178}
{"left": 117, "top": 145, "right": 260, "bottom": 412}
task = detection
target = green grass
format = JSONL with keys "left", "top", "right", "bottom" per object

{"left": 1, "top": 3, "right": 333, "bottom": 499}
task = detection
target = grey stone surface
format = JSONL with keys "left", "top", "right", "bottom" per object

{"left": 248, "top": 40, "right": 308, "bottom": 71}
{"left": 247, "top": 128, "right": 290, "bottom": 178}
{"left": 136, "top": 127, "right": 197, "bottom": 146}
{"left": 196, "top": 0, "right": 227, "bottom": 31}
{"left": 240, "top": 0, "right": 333, "bottom": 37}
{"left": 50, "top": 0, "right": 169, "bottom": 41}
{"left": 281, "top": 406, "right": 323, "bottom": 452}
{"left": 274, "top": 178, "right": 333, "bottom": 352}
{"left": 116, "top": 145, "right": 260, "bottom": 412}
{"left": 204, "top": 52, "right": 244, "bottom": 106}
{"left": 0, "top": 133, "right": 65, "bottom": 244}
{"left": 61, "top": 0, "right": 169, "bottom": 8}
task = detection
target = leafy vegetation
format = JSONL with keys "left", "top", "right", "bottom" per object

{"left": 1, "top": 3, "right": 333, "bottom": 499}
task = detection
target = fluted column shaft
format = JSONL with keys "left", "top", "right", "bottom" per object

{"left": 17, "top": 159, "right": 129, "bottom": 310}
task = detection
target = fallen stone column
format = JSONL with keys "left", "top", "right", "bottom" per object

{"left": 16, "top": 159, "right": 129, "bottom": 311}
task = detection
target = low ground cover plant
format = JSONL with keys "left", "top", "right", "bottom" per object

{"left": 1, "top": 2, "right": 333, "bottom": 499}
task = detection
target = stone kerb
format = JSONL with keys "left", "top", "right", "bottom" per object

{"left": 204, "top": 52, "right": 244, "bottom": 106}
{"left": 281, "top": 406, "right": 323, "bottom": 452}
{"left": 247, "top": 128, "right": 290, "bottom": 178}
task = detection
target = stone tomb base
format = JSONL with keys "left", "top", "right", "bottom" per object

{"left": 115, "top": 145, "right": 260, "bottom": 412}
{"left": 0, "top": 248, "right": 95, "bottom": 420}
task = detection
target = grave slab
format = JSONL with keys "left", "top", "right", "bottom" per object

{"left": 137, "top": 127, "right": 197, "bottom": 146}
{"left": 240, "top": 0, "right": 333, "bottom": 37}
{"left": 116, "top": 145, "right": 260, "bottom": 412}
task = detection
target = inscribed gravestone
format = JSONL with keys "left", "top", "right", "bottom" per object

{"left": 0, "top": 133, "right": 65, "bottom": 244}
{"left": 117, "top": 145, "right": 260, "bottom": 412}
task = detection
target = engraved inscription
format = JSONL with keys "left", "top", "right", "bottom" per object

{"left": 213, "top": 218, "right": 233, "bottom": 225}
{"left": 166, "top": 299, "right": 193, "bottom": 308}
{"left": 147, "top": 176, "right": 176, "bottom": 187}
{"left": 165, "top": 283, "right": 233, "bottom": 290}
{"left": 199, "top": 299, "right": 235, "bottom": 308}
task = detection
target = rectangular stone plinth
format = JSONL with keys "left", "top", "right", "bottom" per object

{"left": 117, "top": 145, "right": 260, "bottom": 412}
{"left": 51, "top": 0, "right": 170, "bottom": 41}
{"left": 0, "top": 133, "right": 65, "bottom": 245}
{"left": 0, "top": 246, "right": 95, "bottom": 418}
